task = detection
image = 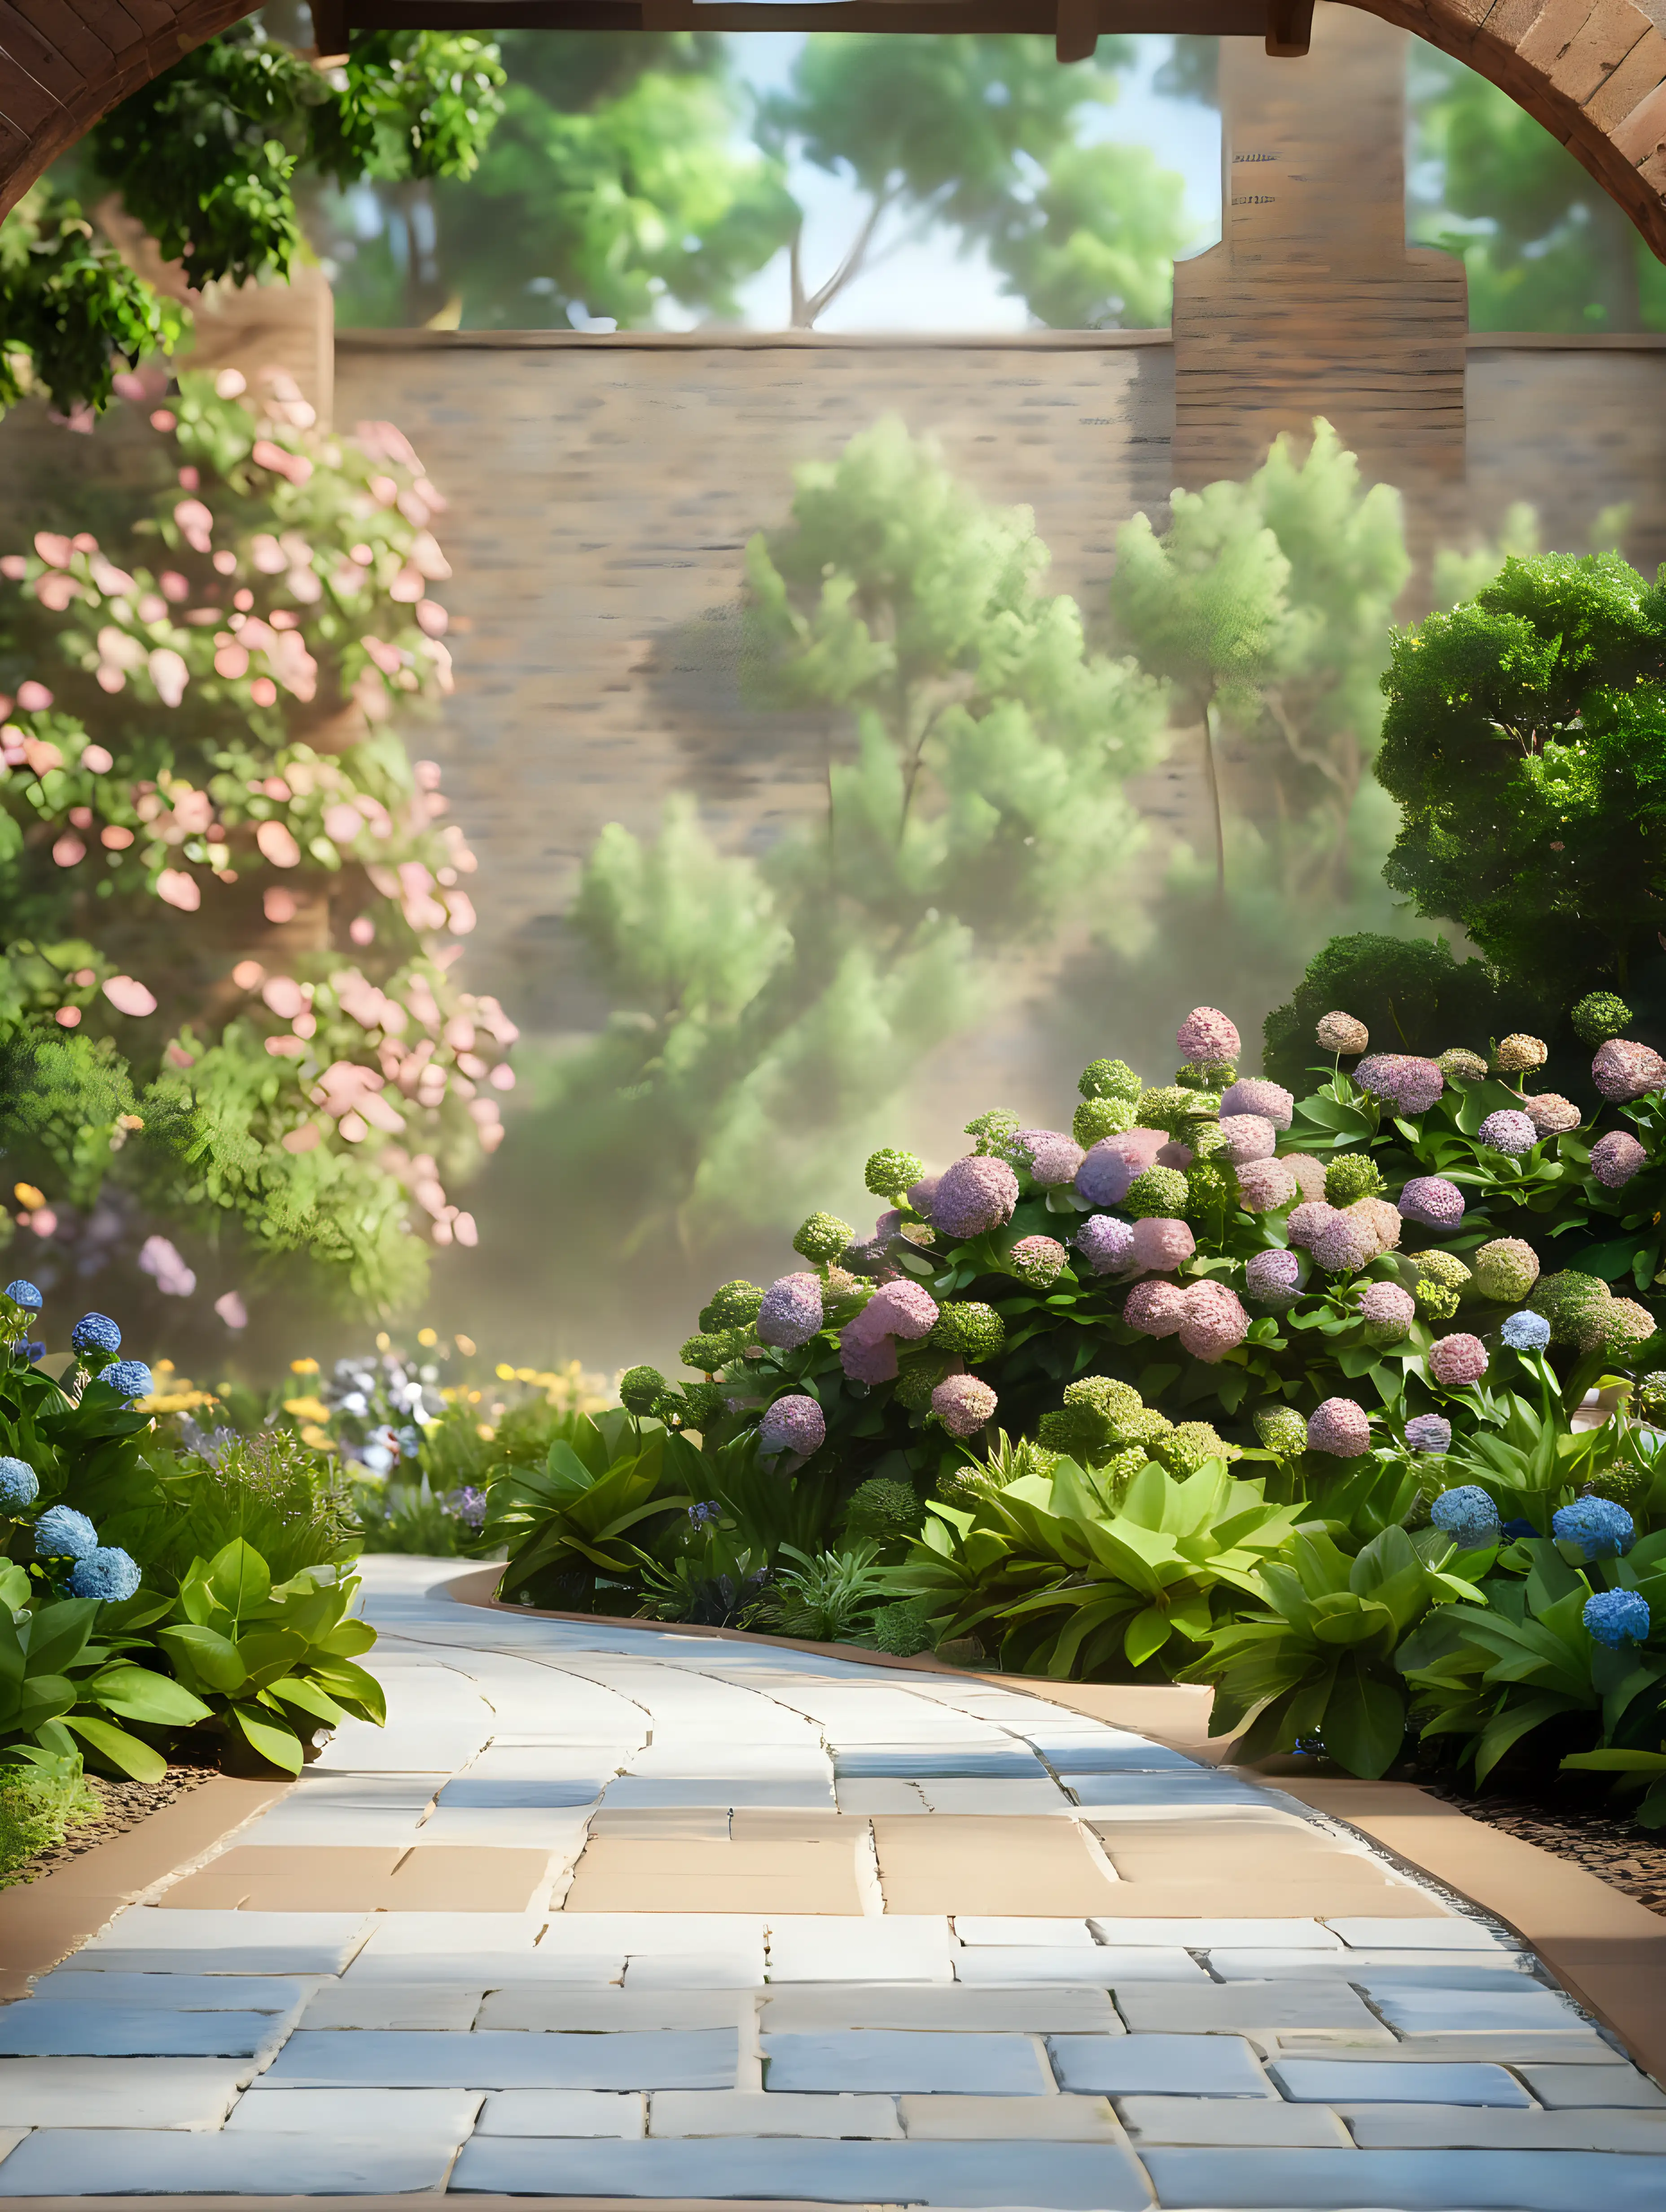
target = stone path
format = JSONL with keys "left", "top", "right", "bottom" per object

{"left": 2, "top": 1556, "right": 1664, "bottom": 2205}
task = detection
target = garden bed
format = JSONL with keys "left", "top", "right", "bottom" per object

{"left": 2, "top": 1764, "right": 214, "bottom": 1892}
{"left": 1427, "top": 1782, "right": 1666, "bottom": 1915}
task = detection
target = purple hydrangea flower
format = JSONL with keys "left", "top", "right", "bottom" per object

{"left": 1177, "top": 1280, "right": 1249, "bottom": 1363}
{"left": 1123, "top": 1280, "right": 1187, "bottom": 1338}
{"left": 1590, "top": 1130, "right": 1647, "bottom": 1189}
{"left": 1217, "top": 1115, "right": 1278, "bottom": 1166}
{"left": 757, "top": 1273, "right": 824, "bottom": 1350}
{"left": 932, "top": 1154, "right": 1021, "bottom": 1239}
{"left": 1219, "top": 1078, "right": 1294, "bottom": 1130}
{"left": 1399, "top": 1176, "right": 1465, "bottom": 1229}
{"left": 758, "top": 1394, "right": 827, "bottom": 1457}
{"left": 1245, "top": 1248, "right": 1302, "bottom": 1304}
{"left": 1592, "top": 1040, "right": 1666, "bottom": 1103}
{"left": 1307, "top": 1398, "right": 1371, "bottom": 1457}
{"left": 1478, "top": 1109, "right": 1538, "bottom": 1156}
{"left": 932, "top": 1374, "right": 998, "bottom": 1438}
{"left": 1075, "top": 1129, "right": 1166, "bottom": 1207}
{"left": 1360, "top": 1282, "right": 1416, "bottom": 1337}
{"left": 906, "top": 1173, "right": 941, "bottom": 1220}
{"left": 1308, "top": 1213, "right": 1375, "bottom": 1274}
{"left": 1404, "top": 1415, "right": 1451, "bottom": 1453}
{"left": 1355, "top": 1054, "right": 1444, "bottom": 1115}
{"left": 1015, "top": 1129, "right": 1086, "bottom": 1187}
{"left": 1234, "top": 1156, "right": 1298, "bottom": 1212}
{"left": 1075, "top": 1215, "right": 1135, "bottom": 1275}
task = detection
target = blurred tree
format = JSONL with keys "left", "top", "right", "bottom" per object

{"left": 1408, "top": 44, "right": 1666, "bottom": 332}
{"left": 513, "top": 417, "right": 1167, "bottom": 1276}
{"left": 1109, "top": 421, "right": 1409, "bottom": 904}
{"left": 321, "top": 32, "right": 797, "bottom": 329}
{"left": 758, "top": 34, "right": 1190, "bottom": 328}
{"left": 2, "top": 18, "right": 505, "bottom": 411}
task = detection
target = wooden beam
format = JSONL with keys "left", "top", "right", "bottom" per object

{"left": 1055, "top": 0, "right": 1097, "bottom": 62}
{"left": 1265, "top": 0, "right": 1313, "bottom": 55}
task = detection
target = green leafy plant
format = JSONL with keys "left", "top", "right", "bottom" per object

{"left": 751, "top": 1542, "right": 891, "bottom": 1644}
{"left": 482, "top": 1411, "right": 701, "bottom": 1611}
{"left": 0, "top": 1749, "right": 102, "bottom": 1886}
{"left": 153, "top": 1538, "right": 382, "bottom": 1775}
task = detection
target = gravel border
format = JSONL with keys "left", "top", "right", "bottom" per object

{"left": 1427, "top": 1783, "right": 1666, "bottom": 1914}
{"left": 6, "top": 1765, "right": 216, "bottom": 1890}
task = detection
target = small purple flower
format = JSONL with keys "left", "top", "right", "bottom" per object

{"left": 449, "top": 1486, "right": 489, "bottom": 1530}
{"left": 932, "top": 1154, "right": 1021, "bottom": 1239}
{"left": 1479, "top": 1109, "right": 1538, "bottom": 1156}
{"left": 1404, "top": 1415, "right": 1451, "bottom": 1454}
{"left": 1219, "top": 1079, "right": 1294, "bottom": 1130}
{"left": 1245, "top": 1248, "right": 1302, "bottom": 1304}
{"left": 1015, "top": 1129, "right": 1086, "bottom": 1187}
{"left": 1590, "top": 1130, "right": 1647, "bottom": 1189}
{"left": 688, "top": 1500, "right": 722, "bottom": 1528}
{"left": 932, "top": 1374, "right": 998, "bottom": 1438}
{"left": 758, "top": 1394, "right": 826, "bottom": 1457}
{"left": 1399, "top": 1176, "right": 1464, "bottom": 1229}
{"left": 757, "top": 1273, "right": 824, "bottom": 1350}
{"left": 1075, "top": 1215, "right": 1135, "bottom": 1276}
{"left": 1355, "top": 1054, "right": 1445, "bottom": 1115}
{"left": 1360, "top": 1282, "right": 1416, "bottom": 1338}
{"left": 1307, "top": 1398, "right": 1371, "bottom": 1457}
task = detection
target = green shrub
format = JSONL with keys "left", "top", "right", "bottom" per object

{"left": 0, "top": 1755, "right": 102, "bottom": 1888}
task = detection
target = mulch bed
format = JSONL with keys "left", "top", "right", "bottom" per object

{"left": 1429, "top": 1783, "right": 1666, "bottom": 1915}
{"left": 12, "top": 1764, "right": 216, "bottom": 1889}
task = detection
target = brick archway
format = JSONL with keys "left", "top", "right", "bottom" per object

{"left": 2, "top": 1, "right": 1665, "bottom": 258}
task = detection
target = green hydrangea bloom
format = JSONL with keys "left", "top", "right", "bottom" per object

{"left": 935, "top": 1463, "right": 1000, "bottom": 1510}
{"left": 1254, "top": 1405, "right": 1309, "bottom": 1457}
{"left": 1583, "top": 1466, "right": 1650, "bottom": 1510}
{"left": 1186, "top": 1122, "right": 1230, "bottom": 1161}
{"left": 1065, "top": 1374, "right": 1144, "bottom": 1434}
{"left": 865, "top": 1148, "right": 925, "bottom": 1199}
{"left": 871, "top": 1598, "right": 935, "bottom": 1657}
{"left": 1572, "top": 992, "right": 1633, "bottom": 1047}
{"left": 1136, "top": 1084, "right": 1192, "bottom": 1132}
{"left": 964, "top": 1109, "right": 1022, "bottom": 1158}
{"left": 620, "top": 1364, "right": 667, "bottom": 1417}
{"left": 1176, "top": 1090, "right": 1223, "bottom": 1122}
{"left": 1073, "top": 1096, "right": 1137, "bottom": 1147}
{"left": 1415, "top": 1279, "right": 1461, "bottom": 1323}
{"left": 793, "top": 1212, "right": 855, "bottom": 1264}
{"left": 1636, "top": 1372, "right": 1666, "bottom": 1421}
{"left": 698, "top": 1280, "right": 765, "bottom": 1332}
{"left": 1530, "top": 1269, "right": 1611, "bottom": 1344}
{"left": 929, "top": 1301, "right": 1006, "bottom": 1364}
{"left": 845, "top": 1477, "right": 925, "bottom": 1540}
{"left": 1472, "top": 1238, "right": 1541, "bottom": 1303}
{"left": 1079, "top": 1058, "right": 1142, "bottom": 1103}
{"left": 893, "top": 1349, "right": 960, "bottom": 1412}
{"left": 1414, "top": 1251, "right": 1472, "bottom": 1290}
{"left": 1097, "top": 1444, "right": 1150, "bottom": 1499}
{"left": 1119, "top": 1406, "right": 1174, "bottom": 1448}
{"left": 1436, "top": 1048, "right": 1489, "bottom": 1082}
{"left": 1325, "top": 1153, "right": 1385, "bottom": 1205}
{"left": 1156, "top": 1420, "right": 1239, "bottom": 1474}
{"left": 679, "top": 1331, "right": 741, "bottom": 1375}
{"left": 1125, "top": 1165, "right": 1192, "bottom": 1220}
{"left": 1576, "top": 1296, "right": 1657, "bottom": 1357}
{"left": 1176, "top": 1062, "right": 1234, "bottom": 1092}
{"left": 1187, "top": 1161, "right": 1237, "bottom": 1214}
{"left": 673, "top": 1381, "right": 725, "bottom": 1429}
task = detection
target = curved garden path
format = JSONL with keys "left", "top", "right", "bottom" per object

{"left": 0, "top": 1556, "right": 1662, "bottom": 2204}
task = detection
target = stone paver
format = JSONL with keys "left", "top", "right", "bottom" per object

{"left": 3, "top": 1553, "right": 1662, "bottom": 2207}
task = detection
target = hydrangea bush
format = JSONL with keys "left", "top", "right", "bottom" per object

{"left": 0, "top": 371, "right": 516, "bottom": 1324}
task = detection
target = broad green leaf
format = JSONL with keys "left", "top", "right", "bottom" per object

{"left": 206, "top": 1540, "right": 270, "bottom": 1620}
{"left": 88, "top": 1662, "right": 212, "bottom": 1726}
{"left": 156, "top": 1623, "right": 247, "bottom": 1694}
{"left": 1322, "top": 1664, "right": 1406, "bottom": 1778}
{"left": 228, "top": 1700, "right": 304, "bottom": 1774}
{"left": 63, "top": 1712, "right": 168, "bottom": 1782}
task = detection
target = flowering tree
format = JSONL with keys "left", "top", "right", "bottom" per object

{"left": 0, "top": 370, "right": 515, "bottom": 1332}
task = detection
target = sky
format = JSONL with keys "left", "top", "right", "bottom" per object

{"left": 717, "top": 33, "right": 1223, "bottom": 333}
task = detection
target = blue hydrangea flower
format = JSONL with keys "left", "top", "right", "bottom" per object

{"left": 68, "top": 1546, "right": 141, "bottom": 1604}
{"left": 0, "top": 1458, "right": 39, "bottom": 1511}
{"left": 35, "top": 1506, "right": 99, "bottom": 1561}
{"left": 688, "top": 1501, "right": 722, "bottom": 1528}
{"left": 1501, "top": 1310, "right": 1552, "bottom": 1353}
{"left": 1553, "top": 1496, "right": 1635, "bottom": 1560}
{"left": 70, "top": 1312, "right": 121, "bottom": 1356}
{"left": 101, "top": 1360, "right": 153, "bottom": 1402}
{"left": 1404, "top": 1415, "right": 1451, "bottom": 1454}
{"left": 3, "top": 1281, "right": 42, "bottom": 1310}
{"left": 1431, "top": 1484, "right": 1501, "bottom": 1549}
{"left": 1584, "top": 1588, "right": 1651, "bottom": 1650}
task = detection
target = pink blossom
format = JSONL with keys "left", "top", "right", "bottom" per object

{"left": 1308, "top": 1212, "right": 1376, "bottom": 1274}
{"left": 1124, "top": 1279, "right": 1187, "bottom": 1337}
{"left": 839, "top": 1327, "right": 899, "bottom": 1384}
{"left": 15, "top": 681, "right": 52, "bottom": 711}
{"left": 1076, "top": 1127, "right": 1167, "bottom": 1207}
{"left": 1592, "top": 1040, "right": 1666, "bottom": 1102}
{"left": 1316, "top": 1011, "right": 1369, "bottom": 1054}
{"left": 1156, "top": 1139, "right": 1194, "bottom": 1171}
{"left": 215, "top": 1291, "right": 248, "bottom": 1330}
{"left": 80, "top": 743, "right": 113, "bottom": 773}
{"left": 1217, "top": 1114, "right": 1278, "bottom": 1165}
{"left": 173, "top": 499, "right": 213, "bottom": 552}
{"left": 1015, "top": 1128, "right": 1086, "bottom": 1186}
{"left": 1526, "top": 1093, "right": 1582, "bottom": 1136}
{"left": 1347, "top": 1197, "right": 1403, "bottom": 1256}
{"left": 1130, "top": 1216, "right": 1195, "bottom": 1273}
{"left": 256, "top": 821, "right": 301, "bottom": 869}
{"left": 1281, "top": 1154, "right": 1328, "bottom": 1204}
{"left": 1355, "top": 1054, "right": 1445, "bottom": 1115}
{"left": 933, "top": 1374, "right": 999, "bottom": 1438}
{"left": 102, "top": 975, "right": 156, "bottom": 1017}
{"left": 1399, "top": 1176, "right": 1464, "bottom": 1229}
{"left": 52, "top": 834, "right": 85, "bottom": 868}
{"left": 1360, "top": 1282, "right": 1416, "bottom": 1337}
{"left": 933, "top": 1154, "right": 1020, "bottom": 1239}
{"left": 759, "top": 1394, "right": 826, "bottom": 1456}
{"left": 1219, "top": 1078, "right": 1294, "bottom": 1129}
{"left": 1287, "top": 1200, "right": 1337, "bottom": 1250}
{"left": 155, "top": 869, "right": 200, "bottom": 912}
{"left": 1176, "top": 1006, "right": 1241, "bottom": 1065}
{"left": 1075, "top": 1215, "right": 1135, "bottom": 1275}
{"left": 1245, "top": 1248, "right": 1302, "bottom": 1304}
{"left": 261, "top": 975, "right": 307, "bottom": 1020}
{"left": 1308, "top": 1397, "right": 1371, "bottom": 1456}
{"left": 1177, "top": 1280, "right": 1249, "bottom": 1363}
{"left": 1429, "top": 1333, "right": 1489, "bottom": 1387}
{"left": 861, "top": 1279, "right": 939, "bottom": 1341}
{"left": 1591, "top": 1130, "right": 1648, "bottom": 1189}
{"left": 138, "top": 1235, "right": 196, "bottom": 1297}
{"left": 1234, "top": 1156, "right": 1298, "bottom": 1212}
{"left": 758, "top": 1274, "right": 826, "bottom": 1350}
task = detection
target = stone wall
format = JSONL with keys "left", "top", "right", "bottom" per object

{"left": 332, "top": 327, "right": 1666, "bottom": 1022}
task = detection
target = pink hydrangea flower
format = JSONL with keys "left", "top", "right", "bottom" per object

{"left": 1076, "top": 1215, "right": 1135, "bottom": 1275}
{"left": 1592, "top": 1040, "right": 1666, "bottom": 1103}
{"left": 1308, "top": 1212, "right": 1376, "bottom": 1274}
{"left": 1217, "top": 1114, "right": 1278, "bottom": 1165}
{"left": 1287, "top": 1200, "right": 1336, "bottom": 1251}
{"left": 1316, "top": 1012, "right": 1369, "bottom": 1055}
{"left": 1178, "top": 1280, "right": 1249, "bottom": 1363}
{"left": 1308, "top": 1397, "right": 1371, "bottom": 1456}
{"left": 1219, "top": 1078, "right": 1294, "bottom": 1129}
{"left": 1591, "top": 1130, "right": 1647, "bottom": 1189}
{"left": 758, "top": 1395, "right": 826, "bottom": 1456}
{"left": 1478, "top": 1108, "right": 1538, "bottom": 1155}
{"left": 1399, "top": 1176, "right": 1464, "bottom": 1229}
{"left": 933, "top": 1374, "right": 998, "bottom": 1438}
{"left": 1124, "top": 1279, "right": 1187, "bottom": 1338}
{"left": 1429, "top": 1333, "right": 1488, "bottom": 1387}
{"left": 838, "top": 1327, "right": 899, "bottom": 1384}
{"left": 757, "top": 1273, "right": 824, "bottom": 1349}
{"left": 1360, "top": 1282, "right": 1416, "bottom": 1339}
{"left": 1155, "top": 1138, "right": 1194, "bottom": 1170}
{"left": 861, "top": 1280, "right": 939, "bottom": 1341}
{"left": 1015, "top": 1129, "right": 1086, "bottom": 1187}
{"left": 1131, "top": 1216, "right": 1196, "bottom": 1273}
{"left": 1010, "top": 1234, "right": 1068, "bottom": 1286}
{"left": 1281, "top": 1154, "right": 1328, "bottom": 1204}
{"left": 1233, "top": 1156, "right": 1298, "bottom": 1213}
{"left": 1355, "top": 1054, "right": 1444, "bottom": 1115}
{"left": 1076, "top": 1128, "right": 1167, "bottom": 1207}
{"left": 1347, "top": 1197, "right": 1403, "bottom": 1255}
{"left": 1176, "top": 1006, "right": 1241, "bottom": 1066}
{"left": 1245, "top": 1248, "right": 1302, "bottom": 1304}
{"left": 932, "top": 1154, "right": 1020, "bottom": 1239}
{"left": 906, "top": 1173, "right": 941, "bottom": 1219}
{"left": 1525, "top": 1093, "right": 1582, "bottom": 1136}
